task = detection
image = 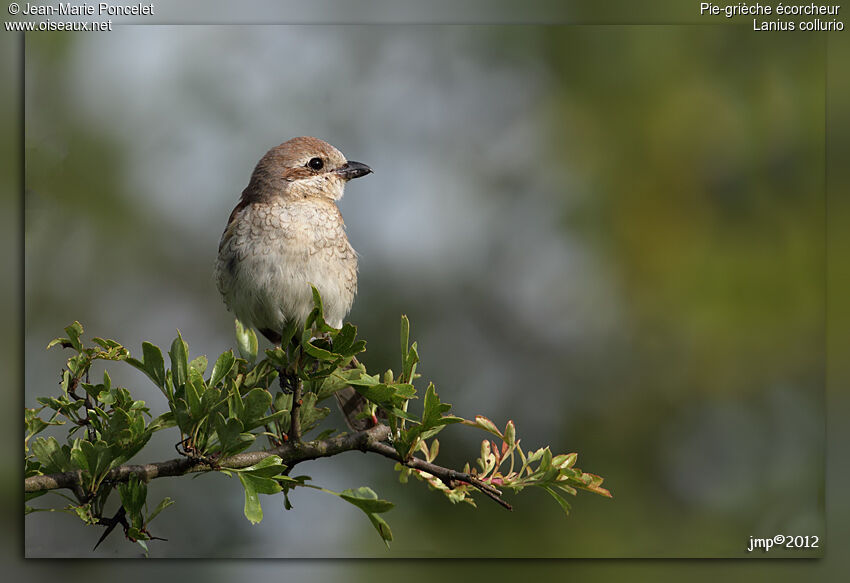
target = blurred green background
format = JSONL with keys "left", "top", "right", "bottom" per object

{"left": 23, "top": 23, "right": 826, "bottom": 561}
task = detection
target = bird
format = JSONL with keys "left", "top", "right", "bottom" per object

{"left": 214, "top": 136, "right": 374, "bottom": 431}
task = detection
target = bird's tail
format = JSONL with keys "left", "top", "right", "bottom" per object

{"left": 334, "top": 385, "right": 378, "bottom": 432}
{"left": 333, "top": 355, "right": 379, "bottom": 431}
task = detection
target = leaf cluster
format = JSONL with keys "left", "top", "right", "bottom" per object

{"left": 26, "top": 323, "right": 171, "bottom": 551}
{"left": 25, "top": 290, "right": 611, "bottom": 553}
{"left": 401, "top": 415, "right": 612, "bottom": 513}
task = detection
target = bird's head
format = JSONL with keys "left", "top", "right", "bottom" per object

{"left": 245, "top": 136, "right": 372, "bottom": 202}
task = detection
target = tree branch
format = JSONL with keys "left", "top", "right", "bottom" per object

{"left": 25, "top": 425, "right": 513, "bottom": 511}
{"left": 26, "top": 425, "right": 389, "bottom": 494}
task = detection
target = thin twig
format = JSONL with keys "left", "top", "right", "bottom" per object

{"left": 366, "top": 441, "right": 513, "bottom": 511}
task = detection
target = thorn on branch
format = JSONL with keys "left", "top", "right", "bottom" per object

{"left": 93, "top": 506, "right": 128, "bottom": 551}
{"left": 93, "top": 506, "right": 166, "bottom": 550}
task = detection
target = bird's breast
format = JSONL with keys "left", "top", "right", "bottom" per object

{"left": 215, "top": 199, "right": 357, "bottom": 331}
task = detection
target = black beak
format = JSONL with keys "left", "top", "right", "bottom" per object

{"left": 336, "top": 161, "right": 372, "bottom": 181}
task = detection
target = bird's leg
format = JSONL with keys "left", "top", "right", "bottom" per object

{"left": 289, "top": 375, "right": 303, "bottom": 442}
{"left": 272, "top": 367, "right": 294, "bottom": 445}
{"left": 273, "top": 338, "right": 304, "bottom": 442}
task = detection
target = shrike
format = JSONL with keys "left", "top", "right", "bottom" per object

{"left": 215, "top": 136, "right": 374, "bottom": 431}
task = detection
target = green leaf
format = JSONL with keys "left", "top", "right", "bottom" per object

{"left": 279, "top": 318, "right": 301, "bottom": 349}
{"left": 235, "top": 319, "right": 258, "bottom": 363}
{"left": 71, "top": 503, "right": 98, "bottom": 525}
{"left": 37, "top": 396, "right": 85, "bottom": 421}
{"left": 335, "top": 487, "right": 394, "bottom": 548}
{"left": 25, "top": 408, "right": 60, "bottom": 441}
{"left": 31, "top": 437, "right": 74, "bottom": 474}
{"left": 238, "top": 472, "right": 264, "bottom": 524}
{"left": 475, "top": 415, "right": 503, "bottom": 438}
{"left": 339, "top": 487, "right": 395, "bottom": 514}
{"left": 296, "top": 392, "right": 330, "bottom": 434}
{"left": 420, "top": 383, "right": 452, "bottom": 427}
{"left": 555, "top": 483, "right": 578, "bottom": 497}
{"left": 169, "top": 332, "right": 189, "bottom": 389}
{"left": 237, "top": 464, "right": 284, "bottom": 525}
{"left": 241, "top": 359, "right": 279, "bottom": 392}
{"left": 126, "top": 342, "right": 166, "bottom": 389}
{"left": 348, "top": 376, "right": 416, "bottom": 405}
{"left": 525, "top": 447, "right": 546, "bottom": 465}
{"left": 400, "top": 315, "right": 410, "bottom": 361}
{"left": 331, "top": 323, "right": 363, "bottom": 357}
{"left": 402, "top": 342, "right": 419, "bottom": 383}
{"left": 146, "top": 497, "right": 175, "bottom": 524}
{"left": 239, "top": 474, "right": 263, "bottom": 524}
{"left": 118, "top": 475, "right": 147, "bottom": 526}
{"left": 46, "top": 338, "right": 64, "bottom": 350}
{"left": 171, "top": 398, "right": 192, "bottom": 433}
{"left": 576, "top": 472, "right": 612, "bottom": 498}
{"left": 538, "top": 447, "right": 553, "bottom": 473}
{"left": 504, "top": 420, "right": 516, "bottom": 447}
{"left": 241, "top": 388, "right": 273, "bottom": 430}
{"left": 543, "top": 486, "right": 572, "bottom": 516}
{"left": 92, "top": 336, "right": 122, "bottom": 350}
{"left": 431, "top": 439, "right": 441, "bottom": 461}
{"left": 148, "top": 411, "right": 176, "bottom": 432}
{"left": 213, "top": 413, "right": 254, "bottom": 457}
{"left": 237, "top": 455, "right": 287, "bottom": 478}
{"left": 553, "top": 452, "right": 577, "bottom": 469}
{"left": 189, "top": 355, "right": 208, "bottom": 377}
{"left": 200, "top": 386, "right": 222, "bottom": 415}
{"left": 71, "top": 439, "right": 116, "bottom": 485}
{"left": 184, "top": 371, "right": 204, "bottom": 419}
{"left": 264, "top": 346, "right": 289, "bottom": 369}
{"left": 349, "top": 380, "right": 418, "bottom": 421}
{"left": 394, "top": 384, "right": 462, "bottom": 456}
{"left": 304, "top": 285, "right": 334, "bottom": 332}
{"left": 96, "top": 388, "right": 115, "bottom": 405}
{"left": 142, "top": 342, "right": 166, "bottom": 387}
{"left": 301, "top": 329, "right": 338, "bottom": 362}
{"left": 47, "top": 321, "right": 85, "bottom": 351}
{"left": 65, "top": 322, "right": 84, "bottom": 350}
{"left": 314, "top": 364, "right": 365, "bottom": 401}
{"left": 25, "top": 456, "right": 42, "bottom": 477}
{"left": 250, "top": 475, "right": 285, "bottom": 494}
{"left": 367, "top": 513, "right": 393, "bottom": 548}
{"left": 136, "top": 539, "right": 150, "bottom": 555}
{"left": 210, "top": 350, "right": 236, "bottom": 386}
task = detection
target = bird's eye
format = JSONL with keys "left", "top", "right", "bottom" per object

{"left": 307, "top": 157, "right": 324, "bottom": 171}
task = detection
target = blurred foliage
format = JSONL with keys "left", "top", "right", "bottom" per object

{"left": 532, "top": 27, "right": 825, "bottom": 556}
{"left": 538, "top": 27, "right": 823, "bottom": 396}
